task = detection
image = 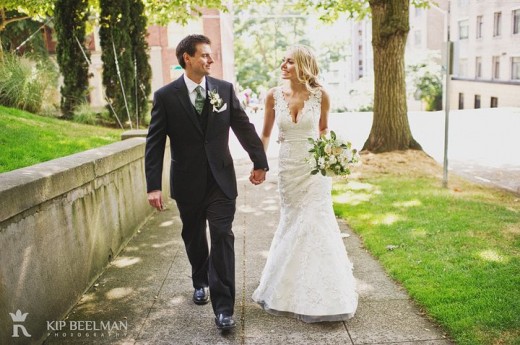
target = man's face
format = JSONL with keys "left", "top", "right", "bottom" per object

{"left": 184, "top": 43, "right": 213, "bottom": 78}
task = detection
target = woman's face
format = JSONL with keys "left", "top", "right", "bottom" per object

{"left": 280, "top": 51, "right": 297, "bottom": 80}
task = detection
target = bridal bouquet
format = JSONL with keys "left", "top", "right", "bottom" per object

{"left": 307, "top": 131, "right": 359, "bottom": 177}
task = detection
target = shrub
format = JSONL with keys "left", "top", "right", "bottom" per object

{"left": 72, "top": 103, "right": 115, "bottom": 127}
{"left": 0, "top": 53, "right": 58, "bottom": 113}
{"left": 72, "top": 102, "right": 99, "bottom": 125}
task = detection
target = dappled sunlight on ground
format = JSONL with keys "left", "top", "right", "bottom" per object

{"left": 122, "top": 246, "right": 140, "bottom": 252}
{"left": 105, "top": 287, "right": 134, "bottom": 300}
{"left": 333, "top": 180, "right": 381, "bottom": 206}
{"left": 410, "top": 228, "right": 428, "bottom": 238}
{"left": 79, "top": 293, "right": 97, "bottom": 304}
{"left": 333, "top": 191, "right": 373, "bottom": 206}
{"left": 478, "top": 249, "right": 508, "bottom": 263}
{"left": 159, "top": 220, "right": 174, "bottom": 227}
{"left": 111, "top": 256, "right": 142, "bottom": 268}
{"left": 371, "top": 213, "right": 402, "bottom": 226}
{"left": 393, "top": 199, "right": 422, "bottom": 208}
{"left": 165, "top": 295, "right": 186, "bottom": 306}
{"left": 151, "top": 240, "right": 176, "bottom": 249}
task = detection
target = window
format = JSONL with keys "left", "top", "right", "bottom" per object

{"left": 476, "top": 16, "right": 483, "bottom": 38}
{"left": 491, "top": 97, "right": 498, "bottom": 108}
{"left": 514, "top": 9, "right": 520, "bottom": 34}
{"left": 474, "top": 95, "right": 481, "bottom": 109}
{"left": 458, "top": 93, "right": 464, "bottom": 109}
{"left": 459, "top": 20, "right": 469, "bottom": 39}
{"left": 492, "top": 56, "right": 500, "bottom": 79}
{"left": 494, "top": 12, "right": 502, "bottom": 36}
{"left": 512, "top": 57, "right": 520, "bottom": 80}
{"left": 475, "top": 57, "right": 482, "bottom": 78}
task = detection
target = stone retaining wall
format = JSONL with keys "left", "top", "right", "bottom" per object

{"left": 0, "top": 137, "right": 169, "bottom": 344}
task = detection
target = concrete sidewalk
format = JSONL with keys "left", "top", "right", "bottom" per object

{"left": 44, "top": 159, "right": 452, "bottom": 345}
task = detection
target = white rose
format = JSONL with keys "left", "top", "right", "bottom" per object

{"left": 324, "top": 144, "right": 332, "bottom": 155}
{"left": 332, "top": 146, "right": 343, "bottom": 155}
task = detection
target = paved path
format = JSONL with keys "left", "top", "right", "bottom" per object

{"left": 45, "top": 160, "right": 451, "bottom": 345}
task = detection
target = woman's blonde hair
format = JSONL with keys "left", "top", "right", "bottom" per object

{"left": 288, "top": 45, "right": 321, "bottom": 93}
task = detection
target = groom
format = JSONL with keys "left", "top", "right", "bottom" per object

{"left": 145, "top": 34, "right": 268, "bottom": 330}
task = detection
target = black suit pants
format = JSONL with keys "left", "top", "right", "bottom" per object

{"left": 176, "top": 179, "right": 236, "bottom": 316}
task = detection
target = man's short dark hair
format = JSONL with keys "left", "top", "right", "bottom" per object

{"left": 176, "top": 34, "right": 211, "bottom": 69}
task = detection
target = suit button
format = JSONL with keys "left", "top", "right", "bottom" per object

{"left": 205, "top": 141, "right": 209, "bottom": 144}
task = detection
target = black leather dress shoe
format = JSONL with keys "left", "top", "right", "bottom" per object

{"left": 192, "top": 287, "right": 209, "bottom": 305}
{"left": 215, "top": 313, "right": 236, "bottom": 330}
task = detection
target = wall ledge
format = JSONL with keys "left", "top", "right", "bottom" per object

{"left": 0, "top": 138, "right": 145, "bottom": 223}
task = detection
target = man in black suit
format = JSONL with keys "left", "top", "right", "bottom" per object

{"left": 145, "top": 34, "right": 268, "bottom": 331}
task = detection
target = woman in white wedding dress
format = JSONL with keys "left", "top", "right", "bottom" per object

{"left": 251, "top": 45, "right": 358, "bottom": 322}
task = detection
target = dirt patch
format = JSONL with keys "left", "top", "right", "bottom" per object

{"left": 352, "top": 150, "right": 443, "bottom": 179}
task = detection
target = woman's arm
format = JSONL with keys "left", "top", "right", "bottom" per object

{"left": 319, "top": 88, "right": 330, "bottom": 137}
{"left": 261, "top": 88, "right": 276, "bottom": 152}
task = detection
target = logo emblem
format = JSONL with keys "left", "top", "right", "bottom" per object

{"left": 10, "top": 310, "right": 31, "bottom": 337}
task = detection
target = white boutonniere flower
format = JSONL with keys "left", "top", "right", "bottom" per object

{"left": 209, "top": 89, "right": 227, "bottom": 112}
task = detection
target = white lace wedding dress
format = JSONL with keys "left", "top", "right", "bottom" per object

{"left": 252, "top": 87, "right": 358, "bottom": 322}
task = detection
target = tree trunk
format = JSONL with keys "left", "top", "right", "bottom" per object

{"left": 363, "top": 0, "right": 422, "bottom": 152}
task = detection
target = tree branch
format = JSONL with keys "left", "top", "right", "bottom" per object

{"left": 0, "top": 11, "right": 31, "bottom": 32}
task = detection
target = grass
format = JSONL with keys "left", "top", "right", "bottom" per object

{"left": 0, "top": 106, "right": 122, "bottom": 173}
{"left": 333, "top": 162, "right": 520, "bottom": 345}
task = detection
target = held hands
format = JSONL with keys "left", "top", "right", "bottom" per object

{"left": 249, "top": 169, "right": 266, "bottom": 185}
{"left": 147, "top": 190, "right": 164, "bottom": 211}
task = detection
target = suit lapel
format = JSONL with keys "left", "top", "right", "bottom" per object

{"left": 173, "top": 76, "right": 203, "bottom": 136}
{"left": 205, "top": 78, "right": 216, "bottom": 137}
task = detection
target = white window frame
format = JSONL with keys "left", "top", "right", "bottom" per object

{"left": 493, "top": 12, "right": 502, "bottom": 37}
{"left": 459, "top": 20, "right": 469, "bottom": 39}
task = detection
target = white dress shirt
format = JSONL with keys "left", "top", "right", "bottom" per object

{"left": 183, "top": 74, "right": 206, "bottom": 106}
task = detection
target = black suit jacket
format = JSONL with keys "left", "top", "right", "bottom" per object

{"left": 145, "top": 75, "right": 268, "bottom": 204}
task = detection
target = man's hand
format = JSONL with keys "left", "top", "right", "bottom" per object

{"left": 147, "top": 190, "right": 164, "bottom": 211}
{"left": 249, "top": 169, "right": 266, "bottom": 185}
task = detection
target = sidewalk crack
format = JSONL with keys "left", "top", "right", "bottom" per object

{"left": 239, "top": 184, "right": 247, "bottom": 345}
{"left": 132, "top": 248, "right": 181, "bottom": 344}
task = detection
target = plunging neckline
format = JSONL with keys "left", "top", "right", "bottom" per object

{"left": 280, "top": 89, "right": 311, "bottom": 124}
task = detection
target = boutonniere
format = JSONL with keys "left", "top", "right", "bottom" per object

{"left": 209, "top": 89, "right": 227, "bottom": 113}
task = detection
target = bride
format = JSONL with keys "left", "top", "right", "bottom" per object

{"left": 251, "top": 45, "right": 358, "bottom": 322}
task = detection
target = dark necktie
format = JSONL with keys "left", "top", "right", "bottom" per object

{"left": 194, "top": 86, "right": 205, "bottom": 114}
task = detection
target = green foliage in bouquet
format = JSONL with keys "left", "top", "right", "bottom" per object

{"left": 308, "top": 130, "right": 359, "bottom": 177}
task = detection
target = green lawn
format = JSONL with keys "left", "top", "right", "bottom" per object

{"left": 333, "top": 170, "right": 520, "bottom": 345}
{"left": 0, "top": 106, "right": 122, "bottom": 173}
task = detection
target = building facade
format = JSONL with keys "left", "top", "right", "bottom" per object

{"left": 449, "top": 0, "right": 520, "bottom": 109}
{"left": 88, "top": 10, "right": 234, "bottom": 108}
